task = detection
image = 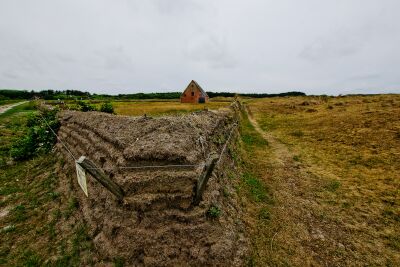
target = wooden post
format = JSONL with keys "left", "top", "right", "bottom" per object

{"left": 193, "top": 153, "right": 219, "bottom": 205}
{"left": 76, "top": 156, "right": 125, "bottom": 201}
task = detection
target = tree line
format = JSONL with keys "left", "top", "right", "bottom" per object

{"left": 0, "top": 89, "right": 305, "bottom": 100}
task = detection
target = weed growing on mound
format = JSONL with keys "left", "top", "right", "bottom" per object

{"left": 207, "top": 205, "right": 221, "bottom": 218}
{"left": 10, "top": 108, "right": 60, "bottom": 161}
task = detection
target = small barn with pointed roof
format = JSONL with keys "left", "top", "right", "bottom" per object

{"left": 180, "top": 80, "right": 209, "bottom": 103}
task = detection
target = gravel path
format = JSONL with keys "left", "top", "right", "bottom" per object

{"left": 0, "top": 101, "right": 28, "bottom": 115}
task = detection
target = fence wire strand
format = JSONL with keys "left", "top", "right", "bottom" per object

{"left": 216, "top": 123, "right": 238, "bottom": 166}
{"left": 39, "top": 112, "right": 77, "bottom": 161}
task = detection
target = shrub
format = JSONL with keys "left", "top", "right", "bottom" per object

{"left": 67, "top": 101, "right": 97, "bottom": 112}
{"left": 99, "top": 102, "right": 114, "bottom": 114}
{"left": 10, "top": 108, "right": 60, "bottom": 161}
{"left": 77, "top": 101, "right": 97, "bottom": 112}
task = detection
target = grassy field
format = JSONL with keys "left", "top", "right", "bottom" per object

{"left": 0, "top": 102, "right": 94, "bottom": 266}
{"left": 1, "top": 96, "right": 399, "bottom": 265}
{"left": 0, "top": 99, "right": 22, "bottom": 106}
{"left": 112, "top": 100, "right": 228, "bottom": 116}
{"left": 243, "top": 94, "right": 400, "bottom": 265}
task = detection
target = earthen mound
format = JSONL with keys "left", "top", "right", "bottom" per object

{"left": 57, "top": 106, "right": 248, "bottom": 266}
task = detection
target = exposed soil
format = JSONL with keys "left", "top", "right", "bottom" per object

{"left": 56, "top": 106, "right": 248, "bottom": 266}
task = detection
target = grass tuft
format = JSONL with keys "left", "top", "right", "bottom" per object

{"left": 242, "top": 172, "right": 270, "bottom": 203}
{"left": 258, "top": 208, "right": 271, "bottom": 220}
{"left": 324, "top": 180, "right": 341, "bottom": 192}
{"left": 290, "top": 130, "right": 304, "bottom": 137}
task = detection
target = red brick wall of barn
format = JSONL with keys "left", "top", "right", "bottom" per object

{"left": 180, "top": 85, "right": 209, "bottom": 103}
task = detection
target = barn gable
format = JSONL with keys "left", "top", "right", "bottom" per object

{"left": 180, "top": 80, "right": 209, "bottom": 103}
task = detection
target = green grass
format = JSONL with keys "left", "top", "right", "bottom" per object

{"left": 239, "top": 111, "right": 271, "bottom": 203}
{"left": 11, "top": 205, "right": 28, "bottom": 223}
{"left": 242, "top": 172, "right": 270, "bottom": 203}
{"left": 0, "top": 102, "right": 94, "bottom": 266}
{"left": 63, "top": 197, "right": 79, "bottom": 219}
{"left": 240, "top": 111, "right": 268, "bottom": 148}
{"left": 0, "top": 101, "right": 35, "bottom": 119}
{"left": 0, "top": 99, "right": 21, "bottom": 106}
{"left": 114, "top": 257, "right": 125, "bottom": 267}
{"left": 0, "top": 101, "right": 36, "bottom": 166}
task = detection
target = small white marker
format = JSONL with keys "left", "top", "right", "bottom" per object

{"left": 76, "top": 156, "right": 88, "bottom": 197}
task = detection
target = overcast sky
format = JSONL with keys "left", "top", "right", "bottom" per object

{"left": 0, "top": 1, "right": 399, "bottom": 95}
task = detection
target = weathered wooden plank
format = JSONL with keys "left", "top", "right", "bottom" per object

{"left": 193, "top": 153, "right": 219, "bottom": 205}
{"left": 76, "top": 156, "right": 125, "bottom": 200}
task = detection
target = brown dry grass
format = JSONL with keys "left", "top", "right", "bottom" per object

{"left": 112, "top": 100, "right": 228, "bottom": 116}
{"left": 243, "top": 94, "right": 400, "bottom": 266}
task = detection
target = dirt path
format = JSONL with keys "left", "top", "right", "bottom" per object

{"left": 0, "top": 101, "right": 28, "bottom": 115}
{"left": 244, "top": 105, "right": 351, "bottom": 266}
{"left": 245, "top": 106, "right": 292, "bottom": 166}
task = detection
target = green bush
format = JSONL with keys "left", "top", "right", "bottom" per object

{"left": 99, "top": 102, "right": 114, "bottom": 114}
{"left": 10, "top": 108, "right": 60, "bottom": 161}
{"left": 77, "top": 101, "right": 97, "bottom": 112}
{"left": 66, "top": 101, "right": 97, "bottom": 112}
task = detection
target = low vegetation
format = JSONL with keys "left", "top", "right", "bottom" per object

{"left": 112, "top": 100, "right": 228, "bottom": 116}
{"left": 0, "top": 102, "right": 93, "bottom": 266}
{"left": 246, "top": 94, "right": 400, "bottom": 265}
{"left": 10, "top": 107, "right": 60, "bottom": 161}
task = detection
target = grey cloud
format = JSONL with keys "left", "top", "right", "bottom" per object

{"left": 97, "top": 46, "right": 134, "bottom": 70}
{"left": 1, "top": 72, "right": 19, "bottom": 80}
{"left": 299, "top": 26, "right": 372, "bottom": 62}
{"left": 0, "top": 0, "right": 399, "bottom": 95}
{"left": 185, "top": 34, "right": 237, "bottom": 69}
{"left": 153, "top": 0, "right": 202, "bottom": 15}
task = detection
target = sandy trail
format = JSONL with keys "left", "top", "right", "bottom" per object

{"left": 245, "top": 105, "right": 292, "bottom": 166}
{"left": 0, "top": 101, "right": 28, "bottom": 115}
{"left": 244, "top": 105, "right": 350, "bottom": 266}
